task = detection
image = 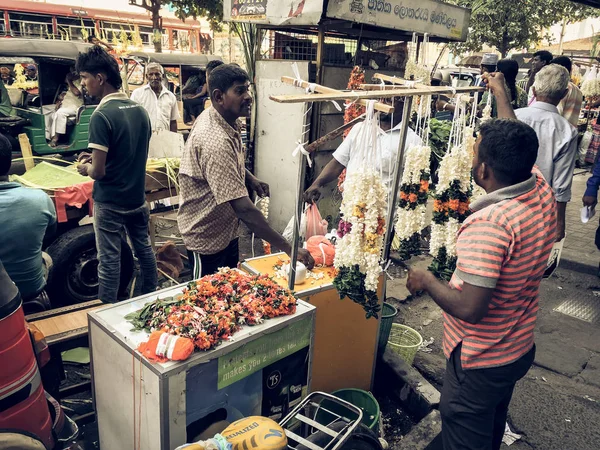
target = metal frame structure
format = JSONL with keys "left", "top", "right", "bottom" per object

{"left": 272, "top": 75, "right": 484, "bottom": 292}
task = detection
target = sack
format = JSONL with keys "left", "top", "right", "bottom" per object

{"left": 306, "top": 236, "right": 336, "bottom": 266}
{"left": 579, "top": 130, "right": 593, "bottom": 166}
{"left": 304, "top": 203, "right": 328, "bottom": 239}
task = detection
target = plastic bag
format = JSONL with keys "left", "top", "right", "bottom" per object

{"left": 307, "top": 236, "right": 335, "bottom": 266}
{"left": 579, "top": 130, "right": 593, "bottom": 166}
{"left": 305, "top": 203, "right": 328, "bottom": 239}
{"left": 283, "top": 210, "right": 306, "bottom": 244}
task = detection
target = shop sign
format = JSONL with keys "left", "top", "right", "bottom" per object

{"left": 217, "top": 317, "right": 312, "bottom": 389}
{"left": 326, "top": 0, "right": 471, "bottom": 41}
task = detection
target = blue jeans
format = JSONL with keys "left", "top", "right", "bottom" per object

{"left": 94, "top": 201, "right": 157, "bottom": 303}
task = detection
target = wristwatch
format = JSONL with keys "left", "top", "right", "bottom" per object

{"left": 443, "top": 102, "right": 449, "bottom": 111}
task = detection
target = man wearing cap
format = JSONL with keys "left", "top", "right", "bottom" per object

{"left": 130, "top": 62, "right": 179, "bottom": 133}
{"left": 25, "top": 65, "right": 38, "bottom": 82}
{"left": 476, "top": 54, "right": 499, "bottom": 87}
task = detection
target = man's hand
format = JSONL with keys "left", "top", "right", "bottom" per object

{"left": 303, "top": 184, "right": 321, "bottom": 204}
{"left": 583, "top": 195, "right": 597, "bottom": 207}
{"left": 297, "top": 248, "right": 315, "bottom": 270}
{"left": 78, "top": 152, "right": 92, "bottom": 165}
{"left": 77, "top": 163, "right": 90, "bottom": 176}
{"left": 247, "top": 174, "right": 270, "bottom": 198}
{"left": 407, "top": 269, "right": 433, "bottom": 296}
{"left": 436, "top": 99, "right": 447, "bottom": 112}
{"left": 482, "top": 71, "right": 507, "bottom": 97}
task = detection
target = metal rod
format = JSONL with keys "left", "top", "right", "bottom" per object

{"left": 288, "top": 102, "right": 312, "bottom": 290}
{"left": 382, "top": 96, "right": 413, "bottom": 263}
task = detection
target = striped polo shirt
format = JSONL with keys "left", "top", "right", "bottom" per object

{"left": 444, "top": 169, "right": 556, "bottom": 369}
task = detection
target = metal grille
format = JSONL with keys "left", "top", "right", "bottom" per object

{"left": 260, "top": 31, "right": 406, "bottom": 70}
{"left": 261, "top": 31, "right": 357, "bottom": 66}
{"left": 554, "top": 296, "right": 600, "bottom": 323}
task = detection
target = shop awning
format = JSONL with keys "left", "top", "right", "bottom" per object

{"left": 223, "top": 0, "right": 471, "bottom": 43}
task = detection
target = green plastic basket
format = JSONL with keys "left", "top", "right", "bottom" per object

{"left": 314, "top": 388, "right": 380, "bottom": 431}
{"left": 388, "top": 324, "right": 423, "bottom": 365}
{"left": 377, "top": 302, "right": 398, "bottom": 355}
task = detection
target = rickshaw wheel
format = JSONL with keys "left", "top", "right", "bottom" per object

{"left": 46, "top": 225, "right": 134, "bottom": 306}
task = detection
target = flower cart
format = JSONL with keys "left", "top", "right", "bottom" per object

{"left": 88, "top": 270, "right": 316, "bottom": 450}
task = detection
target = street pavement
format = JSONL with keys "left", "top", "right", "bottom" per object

{"left": 386, "top": 170, "right": 600, "bottom": 449}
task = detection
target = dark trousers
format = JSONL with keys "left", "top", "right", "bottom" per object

{"left": 94, "top": 202, "right": 158, "bottom": 303}
{"left": 183, "top": 96, "right": 207, "bottom": 121}
{"left": 439, "top": 343, "right": 535, "bottom": 450}
{"left": 187, "top": 238, "right": 239, "bottom": 280}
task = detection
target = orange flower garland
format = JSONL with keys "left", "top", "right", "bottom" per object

{"left": 338, "top": 66, "right": 366, "bottom": 193}
{"left": 126, "top": 269, "right": 297, "bottom": 352}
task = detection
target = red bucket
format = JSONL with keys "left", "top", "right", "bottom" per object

{"left": 0, "top": 302, "right": 54, "bottom": 449}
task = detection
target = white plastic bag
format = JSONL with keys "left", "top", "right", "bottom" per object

{"left": 283, "top": 209, "right": 306, "bottom": 244}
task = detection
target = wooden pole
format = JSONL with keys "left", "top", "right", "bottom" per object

{"left": 305, "top": 114, "right": 365, "bottom": 153}
{"left": 280, "top": 76, "right": 394, "bottom": 113}
{"left": 18, "top": 133, "right": 34, "bottom": 172}
{"left": 271, "top": 85, "right": 485, "bottom": 104}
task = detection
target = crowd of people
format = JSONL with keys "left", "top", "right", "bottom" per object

{"left": 3, "top": 41, "right": 600, "bottom": 449}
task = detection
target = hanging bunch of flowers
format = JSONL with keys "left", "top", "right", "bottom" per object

{"left": 394, "top": 95, "right": 432, "bottom": 259}
{"left": 581, "top": 66, "right": 600, "bottom": 100}
{"left": 429, "top": 95, "right": 477, "bottom": 280}
{"left": 333, "top": 102, "right": 387, "bottom": 319}
{"left": 338, "top": 66, "right": 366, "bottom": 193}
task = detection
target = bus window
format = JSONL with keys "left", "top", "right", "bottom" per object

{"left": 8, "top": 12, "right": 52, "bottom": 38}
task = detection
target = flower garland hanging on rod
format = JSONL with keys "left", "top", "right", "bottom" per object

{"left": 338, "top": 66, "right": 366, "bottom": 193}
{"left": 429, "top": 94, "right": 477, "bottom": 280}
{"left": 333, "top": 101, "right": 387, "bottom": 319}
{"left": 394, "top": 94, "right": 432, "bottom": 259}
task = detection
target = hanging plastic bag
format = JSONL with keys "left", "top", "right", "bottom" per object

{"left": 305, "top": 203, "right": 328, "bottom": 239}
{"left": 579, "top": 130, "right": 593, "bottom": 166}
{"left": 283, "top": 209, "right": 307, "bottom": 244}
{"left": 306, "top": 236, "right": 336, "bottom": 266}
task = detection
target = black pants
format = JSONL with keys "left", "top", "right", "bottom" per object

{"left": 439, "top": 343, "right": 535, "bottom": 450}
{"left": 183, "top": 96, "right": 207, "bottom": 121}
{"left": 187, "top": 238, "right": 239, "bottom": 279}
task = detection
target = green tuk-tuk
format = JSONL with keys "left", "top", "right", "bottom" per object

{"left": 0, "top": 39, "right": 96, "bottom": 156}
{"left": 1, "top": 39, "right": 221, "bottom": 155}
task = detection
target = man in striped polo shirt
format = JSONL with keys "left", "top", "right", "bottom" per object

{"left": 407, "top": 73, "right": 556, "bottom": 449}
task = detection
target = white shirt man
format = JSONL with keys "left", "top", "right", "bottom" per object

{"left": 333, "top": 121, "right": 422, "bottom": 193}
{"left": 303, "top": 112, "right": 423, "bottom": 205}
{"left": 514, "top": 64, "right": 578, "bottom": 241}
{"left": 130, "top": 63, "right": 179, "bottom": 132}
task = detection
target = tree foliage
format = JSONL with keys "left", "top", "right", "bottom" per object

{"left": 447, "top": 0, "right": 598, "bottom": 57}
{"left": 169, "top": 0, "right": 224, "bottom": 32}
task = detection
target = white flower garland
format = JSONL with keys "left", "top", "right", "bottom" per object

{"left": 435, "top": 144, "right": 472, "bottom": 194}
{"left": 334, "top": 168, "right": 387, "bottom": 291}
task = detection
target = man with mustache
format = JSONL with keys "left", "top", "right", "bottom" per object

{"left": 178, "top": 64, "right": 314, "bottom": 278}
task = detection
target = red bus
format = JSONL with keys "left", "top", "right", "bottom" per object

{"left": 0, "top": 0, "right": 211, "bottom": 53}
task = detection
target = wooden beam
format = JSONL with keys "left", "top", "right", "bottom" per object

{"left": 18, "top": 133, "right": 34, "bottom": 171}
{"left": 280, "top": 76, "right": 394, "bottom": 114}
{"left": 374, "top": 73, "right": 411, "bottom": 85}
{"left": 305, "top": 114, "right": 365, "bottom": 153}
{"left": 271, "top": 85, "right": 485, "bottom": 105}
